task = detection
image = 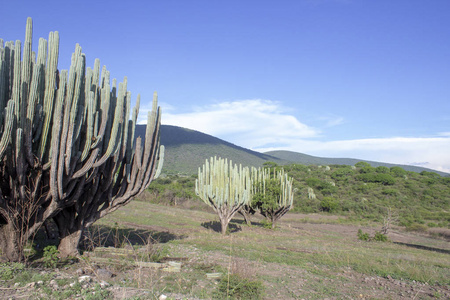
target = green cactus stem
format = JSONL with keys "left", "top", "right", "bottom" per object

{"left": 195, "top": 156, "right": 251, "bottom": 235}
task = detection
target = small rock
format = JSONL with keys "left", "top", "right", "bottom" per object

{"left": 159, "top": 295, "right": 167, "bottom": 300}
{"left": 69, "top": 282, "right": 77, "bottom": 287}
{"left": 96, "top": 268, "right": 114, "bottom": 280}
{"left": 37, "top": 281, "right": 43, "bottom": 285}
{"left": 14, "top": 282, "right": 20, "bottom": 287}
{"left": 78, "top": 275, "right": 92, "bottom": 283}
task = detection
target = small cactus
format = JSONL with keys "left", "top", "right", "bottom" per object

{"left": 196, "top": 156, "right": 252, "bottom": 235}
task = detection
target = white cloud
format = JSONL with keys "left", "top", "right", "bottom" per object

{"left": 161, "top": 99, "right": 319, "bottom": 142}
{"left": 138, "top": 99, "right": 450, "bottom": 174}
{"left": 259, "top": 137, "right": 450, "bottom": 173}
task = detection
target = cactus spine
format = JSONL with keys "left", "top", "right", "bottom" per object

{"left": 195, "top": 156, "right": 251, "bottom": 235}
{"left": 0, "top": 18, "right": 164, "bottom": 261}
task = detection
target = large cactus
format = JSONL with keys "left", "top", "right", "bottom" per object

{"left": 195, "top": 156, "right": 251, "bottom": 235}
{"left": 251, "top": 167, "right": 294, "bottom": 229}
{"left": 0, "top": 18, "right": 163, "bottom": 261}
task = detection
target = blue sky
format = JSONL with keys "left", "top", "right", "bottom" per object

{"left": 2, "top": 0, "right": 449, "bottom": 172}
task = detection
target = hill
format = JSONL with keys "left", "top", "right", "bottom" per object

{"left": 135, "top": 125, "right": 448, "bottom": 176}
{"left": 265, "top": 150, "right": 449, "bottom": 176}
{"left": 135, "top": 125, "right": 289, "bottom": 175}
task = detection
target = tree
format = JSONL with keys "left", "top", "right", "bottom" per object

{"left": 0, "top": 18, "right": 163, "bottom": 261}
{"left": 251, "top": 168, "right": 294, "bottom": 229}
{"left": 195, "top": 157, "right": 251, "bottom": 235}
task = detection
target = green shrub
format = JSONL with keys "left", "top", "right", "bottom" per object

{"left": 373, "top": 231, "right": 388, "bottom": 242}
{"left": 320, "top": 197, "right": 339, "bottom": 212}
{"left": 357, "top": 229, "right": 370, "bottom": 241}
{"left": 406, "top": 223, "right": 428, "bottom": 232}
{"left": 43, "top": 245, "right": 59, "bottom": 268}
{"left": 214, "top": 274, "right": 264, "bottom": 300}
{"left": 427, "top": 222, "right": 438, "bottom": 228}
{"left": 357, "top": 173, "right": 395, "bottom": 185}
{"left": 260, "top": 220, "right": 273, "bottom": 229}
{"left": 382, "top": 188, "right": 398, "bottom": 196}
{"left": 0, "top": 262, "right": 25, "bottom": 280}
{"left": 390, "top": 166, "right": 407, "bottom": 177}
{"left": 375, "top": 166, "right": 390, "bottom": 174}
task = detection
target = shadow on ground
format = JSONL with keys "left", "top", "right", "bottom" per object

{"left": 393, "top": 241, "right": 450, "bottom": 255}
{"left": 201, "top": 221, "right": 242, "bottom": 233}
{"left": 81, "top": 224, "right": 186, "bottom": 250}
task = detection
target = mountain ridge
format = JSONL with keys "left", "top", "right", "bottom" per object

{"left": 135, "top": 124, "right": 448, "bottom": 176}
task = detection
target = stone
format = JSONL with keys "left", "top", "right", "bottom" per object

{"left": 96, "top": 268, "right": 114, "bottom": 280}
{"left": 78, "top": 275, "right": 92, "bottom": 283}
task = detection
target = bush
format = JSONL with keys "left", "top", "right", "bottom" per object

{"left": 357, "top": 229, "right": 370, "bottom": 241}
{"left": 375, "top": 166, "right": 390, "bottom": 174}
{"left": 320, "top": 197, "right": 339, "bottom": 212}
{"left": 0, "top": 262, "right": 25, "bottom": 280}
{"left": 373, "top": 231, "right": 388, "bottom": 242}
{"left": 215, "top": 274, "right": 264, "bottom": 300}
{"left": 43, "top": 245, "right": 59, "bottom": 268}
{"left": 357, "top": 173, "right": 395, "bottom": 185}
{"left": 390, "top": 166, "right": 407, "bottom": 177}
{"left": 406, "top": 223, "right": 428, "bottom": 232}
{"left": 260, "top": 220, "right": 274, "bottom": 229}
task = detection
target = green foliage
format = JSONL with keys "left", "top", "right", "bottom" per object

{"left": 382, "top": 188, "right": 398, "bottom": 196}
{"left": 357, "top": 173, "right": 395, "bottom": 185}
{"left": 145, "top": 157, "right": 449, "bottom": 230}
{"left": 320, "top": 197, "right": 339, "bottom": 213}
{"left": 390, "top": 166, "right": 407, "bottom": 177}
{"left": 355, "top": 162, "right": 371, "bottom": 168}
{"left": 260, "top": 219, "right": 274, "bottom": 229}
{"left": 251, "top": 168, "right": 294, "bottom": 228}
{"left": 305, "top": 177, "right": 337, "bottom": 194}
{"left": 147, "top": 175, "right": 198, "bottom": 205}
{"left": 252, "top": 179, "right": 281, "bottom": 213}
{"left": 43, "top": 245, "right": 59, "bottom": 268}
{"left": 215, "top": 274, "right": 264, "bottom": 300}
{"left": 0, "top": 262, "right": 25, "bottom": 280}
{"left": 373, "top": 231, "right": 388, "bottom": 242}
{"left": 262, "top": 161, "right": 278, "bottom": 169}
{"left": 357, "top": 229, "right": 387, "bottom": 242}
{"left": 357, "top": 229, "right": 369, "bottom": 241}
{"left": 405, "top": 223, "right": 428, "bottom": 232}
{"left": 331, "top": 167, "right": 354, "bottom": 180}
{"left": 376, "top": 166, "right": 390, "bottom": 174}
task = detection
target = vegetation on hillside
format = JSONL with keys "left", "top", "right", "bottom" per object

{"left": 147, "top": 162, "right": 450, "bottom": 230}
{"left": 285, "top": 162, "right": 450, "bottom": 229}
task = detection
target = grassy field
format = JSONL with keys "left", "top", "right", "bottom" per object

{"left": 1, "top": 199, "right": 449, "bottom": 299}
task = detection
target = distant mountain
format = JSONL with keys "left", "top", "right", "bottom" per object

{"left": 135, "top": 125, "right": 288, "bottom": 175}
{"left": 265, "top": 150, "right": 449, "bottom": 176}
{"left": 135, "top": 125, "right": 448, "bottom": 177}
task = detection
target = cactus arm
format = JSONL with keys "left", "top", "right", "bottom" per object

{"left": 0, "top": 100, "right": 15, "bottom": 160}
{"left": 49, "top": 70, "right": 66, "bottom": 201}
{"left": 12, "top": 40, "right": 21, "bottom": 120}
{"left": 37, "top": 31, "right": 59, "bottom": 162}
{"left": 80, "top": 91, "right": 94, "bottom": 161}
{"left": 65, "top": 49, "right": 85, "bottom": 172}
{"left": 92, "top": 80, "right": 125, "bottom": 168}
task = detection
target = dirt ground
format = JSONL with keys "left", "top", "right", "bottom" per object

{"left": 1, "top": 211, "right": 449, "bottom": 299}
